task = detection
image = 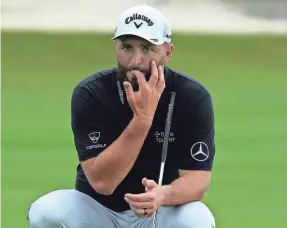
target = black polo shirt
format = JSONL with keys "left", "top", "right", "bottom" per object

{"left": 71, "top": 66, "right": 215, "bottom": 212}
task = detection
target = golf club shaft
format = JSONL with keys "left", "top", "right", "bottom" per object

{"left": 151, "top": 92, "right": 176, "bottom": 228}
{"left": 151, "top": 161, "right": 165, "bottom": 227}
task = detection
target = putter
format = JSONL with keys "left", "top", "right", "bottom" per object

{"left": 151, "top": 92, "right": 176, "bottom": 228}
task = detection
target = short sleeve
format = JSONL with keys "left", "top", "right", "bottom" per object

{"left": 175, "top": 91, "right": 215, "bottom": 171}
{"left": 71, "top": 85, "right": 118, "bottom": 162}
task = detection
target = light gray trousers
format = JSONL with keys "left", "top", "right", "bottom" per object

{"left": 27, "top": 189, "right": 215, "bottom": 228}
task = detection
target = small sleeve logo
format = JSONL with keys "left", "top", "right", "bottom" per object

{"left": 190, "top": 142, "right": 209, "bottom": 162}
{"left": 88, "top": 132, "right": 100, "bottom": 144}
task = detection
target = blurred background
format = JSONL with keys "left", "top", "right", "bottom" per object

{"left": 1, "top": 0, "right": 287, "bottom": 227}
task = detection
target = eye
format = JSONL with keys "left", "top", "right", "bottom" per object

{"left": 122, "top": 44, "right": 132, "bottom": 51}
{"left": 143, "top": 46, "right": 152, "bottom": 52}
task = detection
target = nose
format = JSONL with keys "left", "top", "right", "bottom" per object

{"left": 130, "top": 51, "right": 144, "bottom": 67}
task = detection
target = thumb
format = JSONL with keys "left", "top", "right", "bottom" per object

{"left": 142, "top": 178, "right": 157, "bottom": 191}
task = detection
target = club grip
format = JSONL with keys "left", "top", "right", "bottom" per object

{"left": 161, "top": 92, "right": 176, "bottom": 162}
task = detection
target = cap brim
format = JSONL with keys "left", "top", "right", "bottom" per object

{"left": 112, "top": 32, "right": 165, "bottom": 45}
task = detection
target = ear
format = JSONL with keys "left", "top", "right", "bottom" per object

{"left": 164, "top": 43, "right": 174, "bottom": 64}
{"left": 114, "top": 39, "right": 120, "bottom": 52}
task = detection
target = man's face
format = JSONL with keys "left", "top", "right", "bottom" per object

{"left": 115, "top": 35, "right": 173, "bottom": 90}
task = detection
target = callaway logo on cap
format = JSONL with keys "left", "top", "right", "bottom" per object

{"left": 112, "top": 5, "right": 172, "bottom": 45}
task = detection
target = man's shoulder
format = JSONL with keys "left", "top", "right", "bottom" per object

{"left": 71, "top": 67, "right": 117, "bottom": 103}
{"left": 75, "top": 67, "right": 117, "bottom": 89}
{"left": 166, "top": 67, "right": 214, "bottom": 118}
{"left": 166, "top": 67, "right": 211, "bottom": 98}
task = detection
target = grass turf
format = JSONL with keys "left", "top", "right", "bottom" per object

{"left": 2, "top": 31, "right": 287, "bottom": 227}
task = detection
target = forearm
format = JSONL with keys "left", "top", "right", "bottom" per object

{"left": 89, "top": 117, "right": 151, "bottom": 193}
{"left": 161, "top": 174, "right": 209, "bottom": 207}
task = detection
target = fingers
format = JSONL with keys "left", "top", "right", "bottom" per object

{"left": 132, "top": 70, "right": 148, "bottom": 90}
{"left": 148, "top": 60, "right": 159, "bottom": 87}
{"left": 125, "top": 192, "right": 155, "bottom": 202}
{"left": 132, "top": 207, "right": 154, "bottom": 218}
{"left": 123, "top": 81, "right": 134, "bottom": 102}
{"left": 125, "top": 188, "right": 159, "bottom": 218}
{"left": 132, "top": 61, "right": 165, "bottom": 95}
{"left": 156, "top": 65, "right": 165, "bottom": 94}
{"left": 142, "top": 178, "right": 157, "bottom": 189}
{"left": 125, "top": 195, "right": 156, "bottom": 218}
{"left": 125, "top": 198, "right": 154, "bottom": 211}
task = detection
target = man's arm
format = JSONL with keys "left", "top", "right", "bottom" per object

{"left": 82, "top": 117, "right": 150, "bottom": 195}
{"left": 124, "top": 170, "right": 211, "bottom": 216}
{"left": 160, "top": 170, "right": 211, "bottom": 206}
{"left": 163, "top": 90, "right": 215, "bottom": 204}
{"left": 124, "top": 88, "right": 215, "bottom": 216}
{"left": 74, "top": 62, "right": 165, "bottom": 195}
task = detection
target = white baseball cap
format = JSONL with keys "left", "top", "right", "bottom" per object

{"left": 112, "top": 5, "right": 172, "bottom": 45}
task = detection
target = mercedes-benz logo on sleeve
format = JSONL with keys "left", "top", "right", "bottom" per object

{"left": 191, "top": 142, "right": 209, "bottom": 162}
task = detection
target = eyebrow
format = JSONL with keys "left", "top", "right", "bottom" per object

{"left": 141, "top": 43, "right": 155, "bottom": 49}
{"left": 119, "top": 37, "right": 154, "bottom": 47}
{"left": 121, "top": 40, "right": 155, "bottom": 48}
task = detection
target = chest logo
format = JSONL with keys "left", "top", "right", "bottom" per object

{"left": 154, "top": 131, "right": 175, "bottom": 143}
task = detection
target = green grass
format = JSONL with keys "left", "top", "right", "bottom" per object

{"left": 2, "top": 31, "right": 287, "bottom": 228}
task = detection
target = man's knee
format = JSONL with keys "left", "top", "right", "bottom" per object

{"left": 176, "top": 201, "right": 215, "bottom": 228}
{"left": 28, "top": 202, "right": 61, "bottom": 227}
{"left": 28, "top": 190, "right": 78, "bottom": 228}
